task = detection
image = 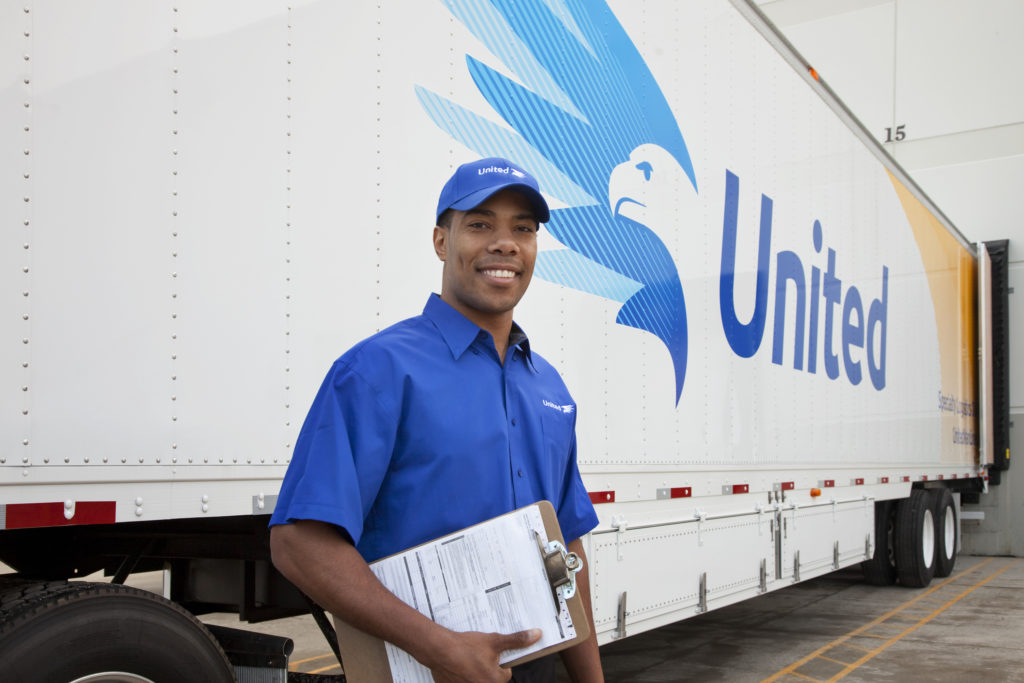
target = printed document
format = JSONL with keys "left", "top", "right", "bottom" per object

{"left": 368, "top": 505, "right": 577, "bottom": 682}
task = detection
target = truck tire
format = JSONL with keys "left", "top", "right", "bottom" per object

{"left": 894, "top": 488, "right": 936, "bottom": 588}
{"left": 861, "top": 500, "right": 898, "bottom": 585}
{"left": 932, "top": 488, "right": 958, "bottom": 578}
{"left": 0, "top": 579, "right": 235, "bottom": 683}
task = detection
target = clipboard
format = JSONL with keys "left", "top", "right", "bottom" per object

{"left": 334, "top": 501, "right": 590, "bottom": 682}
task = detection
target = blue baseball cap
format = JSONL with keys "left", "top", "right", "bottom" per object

{"left": 436, "top": 157, "right": 550, "bottom": 224}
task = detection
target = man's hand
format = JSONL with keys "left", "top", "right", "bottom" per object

{"left": 428, "top": 628, "right": 542, "bottom": 683}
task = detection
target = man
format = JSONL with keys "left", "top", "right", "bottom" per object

{"left": 270, "top": 157, "right": 603, "bottom": 682}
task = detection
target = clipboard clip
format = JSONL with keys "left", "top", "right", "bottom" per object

{"left": 534, "top": 532, "right": 583, "bottom": 613}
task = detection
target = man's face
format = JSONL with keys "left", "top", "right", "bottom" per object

{"left": 433, "top": 189, "right": 539, "bottom": 328}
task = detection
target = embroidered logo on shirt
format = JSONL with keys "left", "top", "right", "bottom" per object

{"left": 543, "top": 399, "right": 575, "bottom": 414}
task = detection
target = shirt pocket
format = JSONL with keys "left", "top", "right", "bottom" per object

{"left": 539, "top": 405, "right": 575, "bottom": 467}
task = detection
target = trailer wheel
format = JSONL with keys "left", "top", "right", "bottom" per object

{"left": 861, "top": 500, "right": 898, "bottom": 585}
{"left": 0, "top": 579, "right": 235, "bottom": 683}
{"left": 932, "top": 488, "right": 958, "bottom": 578}
{"left": 894, "top": 489, "right": 936, "bottom": 587}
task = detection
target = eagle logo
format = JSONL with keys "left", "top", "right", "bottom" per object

{"left": 417, "top": 0, "right": 698, "bottom": 404}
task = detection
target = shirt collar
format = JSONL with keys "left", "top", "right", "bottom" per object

{"left": 423, "top": 294, "right": 536, "bottom": 371}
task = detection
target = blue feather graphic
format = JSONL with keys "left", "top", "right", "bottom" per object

{"left": 419, "top": 0, "right": 697, "bottom": 403}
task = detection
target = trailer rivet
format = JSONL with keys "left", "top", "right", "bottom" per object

{"left": 202, "top": 495, "right": 209, "bottom": 503}
{"left": 64, "top": 457, "right": 70, "bottom": 463}
{"left": 121, "top": 458, "right": 126, "bottom": 463}
{"left": 43, "top": 458, "right": 49, "bottom": 463}
{"left": 84, "top": 457, "right": 89, "bottom": 463}
{"left": 23, "top": 457, "right": 29, "bottom": 464}
{"left": 103, "top": 457, "right": 108, "bottom": 463}
{"left": 23, "top": 438, "right": 28, "bottom": 445}
{"left": 202, "top": 504, "right": 209, "bottom": 513}
{"left": 136, "top": 497, "right": 143, "bottom": 506}
{"left": 135, "top": 507, "right": 143, "bottom": 517}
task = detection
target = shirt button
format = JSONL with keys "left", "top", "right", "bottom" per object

{"left": 517, "top": 469, "right": 524, "bottom": 477}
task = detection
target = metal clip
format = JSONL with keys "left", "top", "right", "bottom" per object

{"left": 535, "top": 532, "right": 583, "bottom": 614}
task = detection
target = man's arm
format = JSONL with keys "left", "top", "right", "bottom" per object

{"left": 559, "top": 538, "right": 604, "bottom": 682}
{"left": 270, "top": 519, "right": 541, "bottom": 683}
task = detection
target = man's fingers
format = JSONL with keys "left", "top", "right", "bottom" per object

{"left": 495, "top": 627, "right": 542, "bottom": 651}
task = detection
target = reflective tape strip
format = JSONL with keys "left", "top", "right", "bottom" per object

{"left": 1, "top": 501, "right": 116, "bottom": 529}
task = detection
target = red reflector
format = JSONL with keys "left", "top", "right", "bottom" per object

{"left": 780, "top": 482, "right": 795, "bottom": 491}
{"left": 589, "top": 491, "right": 615, "bottom": 504}
{"left": 733, "top": 484, "right": 749, "bottom": 494}
{"left": 938, "top": 474, "right": 945, "bottom": 480}
{"left": 4, "top": 501, "right": 116, "bottom": 530}
{"left": 880, "top": 477, "right": 890, "bottom": 484}
{"left": 902, "top": 476, "right": 911, "bottom": 483}
{"left": 821, "top": 480, "right": 835, "bottom": 488}
{"left": 921, "top": 475, "right": 929, "bottom": 481}
{"left": 854, "top": 478, "right": 864, "bottom": 486}
{"left": 670, "top": 487, "right": 691, "bottom": 498}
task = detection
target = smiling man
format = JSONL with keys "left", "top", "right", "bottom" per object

{"left": 270, "top": 158, "right": 603, "bottom": 683}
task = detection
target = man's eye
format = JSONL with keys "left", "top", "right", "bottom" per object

{"left": 517, "top": 225, "right": 538, "bottom": 233}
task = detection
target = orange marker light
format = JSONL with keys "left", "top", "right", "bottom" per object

{"left": 808, "top": 66, "right": 820, "bottom": 81}
{"left": 810, "top": 488, "right": 822, "bottom": 498}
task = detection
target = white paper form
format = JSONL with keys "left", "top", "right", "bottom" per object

{"left": 368, "top": 505, "right": 578, "bottom": 682}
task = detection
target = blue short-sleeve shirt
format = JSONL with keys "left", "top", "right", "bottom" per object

{"left": 270, "top": 294, "right": 598, "bottom": 562}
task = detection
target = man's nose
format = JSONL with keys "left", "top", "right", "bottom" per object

{"left": 489, "top": 227, "right": 519, "bottom": 253}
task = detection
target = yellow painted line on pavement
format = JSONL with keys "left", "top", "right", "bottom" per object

{"left": 289, "top": 652, "right": 338, "bottom": 669}
{"left": 762, "top": 557, "right": 1019, "bottom": 683}
{"left": 309, "top": 662, "right": 344, "bottom": 674}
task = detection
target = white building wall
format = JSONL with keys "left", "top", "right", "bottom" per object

{"left": 758, "top": 0, "right": 1024, "bottom": 555}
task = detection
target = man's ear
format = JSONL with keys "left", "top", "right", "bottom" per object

{"left": 432, "top": 225, "right": 448, "bottom": 262}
